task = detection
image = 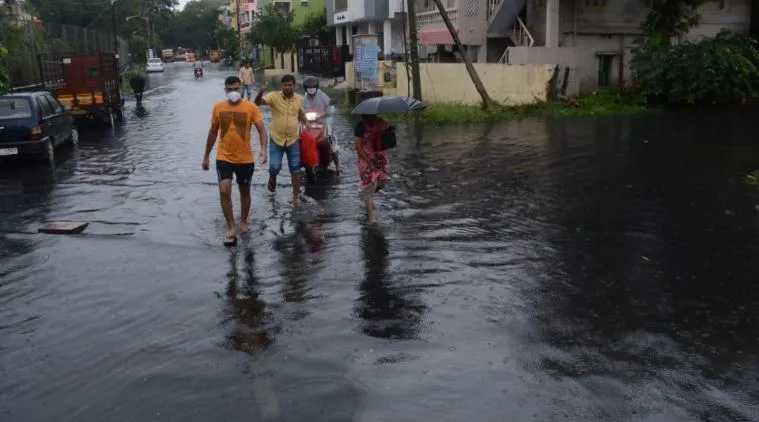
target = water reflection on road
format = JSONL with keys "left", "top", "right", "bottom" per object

{"left": 1, "top": 63, "right": 759, "bottom": 421}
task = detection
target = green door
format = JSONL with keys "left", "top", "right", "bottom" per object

{"left": 598, "top": 55, "right": 613, "bottom": 87}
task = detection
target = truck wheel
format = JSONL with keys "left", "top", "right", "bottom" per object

{"left": 108, "top": 108, "right": 116, "bottom": 127}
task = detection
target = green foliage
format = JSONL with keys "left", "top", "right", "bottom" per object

{"left": 642, "top": 0, "right": 710, "bottom": 42}
{"left": 381, "top": 89, "right": 649, "bottom": 125}
{"left": 129, "top": 35, "right": 148, "bottom": 63}
{"left": 214, "top": 24, "right": 240, "bottom": 58}
{"left": 300, "top": 11, "right": 333, "bottom": 45}
{"left": 155, "top": 0, "right": 218, "bottom": 51}
{"left": 0, "top": 46, "right": 9, "bottom": 94}
{"left": 247, "top": 4, "right": 301, "bottom": 53}
{"left": 28, "top": 0, "right": 177, "bottom": 35}
{"left": 1, "top": 20, "right": 45, "bottom": 87}
{"left": 631, "top": 31, "right": 759, "bottom": 106}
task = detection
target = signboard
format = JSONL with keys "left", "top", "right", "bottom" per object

{"left": 352, "top": 34, "right": 379, "bottom": 91}
{"left": 334, "top": 12, "right": 352, "bottom": 23}
{"left": 360, "top": 44, "right": 379, "bottom": 80}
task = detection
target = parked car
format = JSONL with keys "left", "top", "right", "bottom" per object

{"left": 146, "top": 58, "right": 164, "bottom": 73}
{"left": 0, "top": 92, "right": 77, "bottom": 166}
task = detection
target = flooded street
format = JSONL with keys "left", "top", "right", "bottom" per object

{"left": 2, "top": 63, "right": 759, "bottom": 421}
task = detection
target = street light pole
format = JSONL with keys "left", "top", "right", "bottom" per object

{"left": 406, "top": 0, "right": 422, "bottom": 101}
{"left": 111, "top": 0, "right": 118, "bottom": 54}
{"left": 235, "top": 0, "right": 242, "bottom": 61}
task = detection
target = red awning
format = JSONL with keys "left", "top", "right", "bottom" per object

{"left": 419, "top": 28, "right": 458, "bottom": 45}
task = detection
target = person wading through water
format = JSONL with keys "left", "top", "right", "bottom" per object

{"left": 254, "top": 74, "right": 308, "bottom": 206}
{"left": 129, "top": 72, "right": 146, "bottom": 107}
{"left": 202, "top": 76, "right": 268, "bottom": 246}
{"left": 238, "top": 61, "right": 254, "bottom": 100}
{"left": 354, "top": 114, "right": 391, "bottom": 225}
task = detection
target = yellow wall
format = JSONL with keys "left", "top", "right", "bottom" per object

{"left": 263, "top": 52, "right": 299, "bottom": 80}
{"left": 345, "top": 62, "right": 558, "bottom": 105}
{"left": 345, "top": 61, "right": 397, "bottom": 95}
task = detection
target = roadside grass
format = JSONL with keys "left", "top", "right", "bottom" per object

{"left": 341, "top": 88, "right": 653, "bottom": 125}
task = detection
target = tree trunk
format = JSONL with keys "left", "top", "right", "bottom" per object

{"left": 406, "top": 0, "right": 422, "bottom": 101}
{"left": 432, "top": 0, "right": 495, "bottom": 108}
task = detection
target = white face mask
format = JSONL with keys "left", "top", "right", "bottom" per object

{"left": 227, "top": 91, "right": 242, "bottom": 103}
{"left": 306, "top": 88, "right": 317, "bottom": 95}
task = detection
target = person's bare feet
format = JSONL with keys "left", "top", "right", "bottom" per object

{"left": 223, "top": 229, "right": 237, "bottom": 246}
{"left": 239, "top": 221, "right": 249, "bottom": 233}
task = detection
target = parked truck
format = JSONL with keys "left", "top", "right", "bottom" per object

{"left": 162, "top": 48, "right": 174, "bottom": 62}
{"left": 36, "top": 53, "right": 124, "bottom": 126}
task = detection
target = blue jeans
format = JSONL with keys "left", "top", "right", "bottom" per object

{"left": 269, "top": 138, "right": 301, "bottom": 177}
{"left": 242, "top": 84, "right": 251, "bottom": 99}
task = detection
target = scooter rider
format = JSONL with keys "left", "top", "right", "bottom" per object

{"left": 193, "top": 60, "right": 204, "bottom": 78}
{"left": 303, "top": 77, "right": 340, "bottom": 174}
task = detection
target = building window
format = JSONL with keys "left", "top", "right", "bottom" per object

{"left": 274, "top": 1, "right": 291, "bottom": 13}
{"left": 583, "top": 0, "right": 606, "bottom": 7}
{"left": 533, "top": 0, "right": 545, "bottom": 9}
{"left": 334, "top": 0, "right": 348, "bottom": 12}
{"left": 418, "top": 0, "right": 436, "bottom": 12}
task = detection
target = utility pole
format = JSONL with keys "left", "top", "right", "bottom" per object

{"left": 405, "top": 0, "right": 422, "bottom": 101}
{"left": 432, "top": 0, "right": 494, "bottom": 108}
{"left": 235, "top": 0, "right": 242, "bottom": 61}
{"left": 111, "top": 0, "right": 118, "bottom": 54}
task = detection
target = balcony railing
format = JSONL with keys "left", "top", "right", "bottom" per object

{"left": 487, "top": 0, "right": 501, "bottom": 21}
{"left": 498, "top": 16, "right": 534, "bottom": 63}
{"left": 416, "top": 8, "right": 458, "bottom": 28}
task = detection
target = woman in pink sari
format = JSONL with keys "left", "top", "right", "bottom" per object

{"left": 353, "top": 114, "right": 390, "bottom": 224}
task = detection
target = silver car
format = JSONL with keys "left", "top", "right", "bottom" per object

{"left": 145, "top": 58, "right": 164, "bottom": 73}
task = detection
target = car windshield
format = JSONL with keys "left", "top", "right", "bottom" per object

{"left": 148, "top": 59, "right": 161, "bottom": 64}
{"left": 0, "top": 98, "right": 33, "bottom": 119}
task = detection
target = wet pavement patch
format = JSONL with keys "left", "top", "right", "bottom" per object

{"left": 38, "top": 221, "right": 88, "bottom": 234}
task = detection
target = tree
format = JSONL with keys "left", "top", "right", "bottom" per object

{"left": 642, "top": 0, "right": 712, "bottom": 43}
{"left": 300, "top": 11, "right": 333, "bottom": 45}
{"left": 27, "top": 0, "right": 178, "bottom": 40}
{"left": 214, "top": 23, "right": 240, "bottom": 58}
{"left": 0, "top": 46, "right": 10, "bottom": 94}
{"left": 155, "top": 0, "right": 218, "bottom": 50}
{"left": 247, "top": 3, "right": 301, "bottom": 53}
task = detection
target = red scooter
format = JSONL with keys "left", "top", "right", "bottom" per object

{"left": 301, "top": 109, "right": 339, "bottom": 182}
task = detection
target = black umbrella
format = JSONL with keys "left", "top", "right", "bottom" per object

{"left": 351, "top": 96, "right": 426, "bottom": 115}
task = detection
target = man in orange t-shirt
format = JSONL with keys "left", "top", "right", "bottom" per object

{"left": 202, "top": 76, "right": 268, "bottom": 246}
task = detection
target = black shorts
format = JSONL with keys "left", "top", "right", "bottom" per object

{"left": 216, "top": 160, "right": 255, "bottom": 186}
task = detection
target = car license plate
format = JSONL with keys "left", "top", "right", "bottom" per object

{"left": 0, "top": 148, "right": 18, "bottom": 156}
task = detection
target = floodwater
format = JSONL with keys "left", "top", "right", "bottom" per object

{"left": 1, "top": 63, "right": 759, "bottom": 421}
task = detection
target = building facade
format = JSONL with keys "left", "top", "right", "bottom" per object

{"left": 257, "top": 0, "right": 327, "bottom": 26}
{"left": 326, "top": 0, "right": 406, "bottom": 59}
{"left": 414, "top": 0, "right": 752, "bottom": 91}
{"left": 239, "top": 0, "right": 257, "bottom": 35}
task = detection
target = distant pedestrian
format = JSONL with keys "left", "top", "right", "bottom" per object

{"left": 202, "top": 76, "right": 268, "bottom": 246}
{"left": 239, "top": 61, "right": 254, "bottom": 100}
{"left": 353, "top": 114, "right": 391, "bottom": 225}
{"left": 129, "top": 72, "right": 146, "bottom": 107}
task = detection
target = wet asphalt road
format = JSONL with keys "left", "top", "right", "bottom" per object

{"left": 2, "top": 62, "right": 759, "bottom": 421}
